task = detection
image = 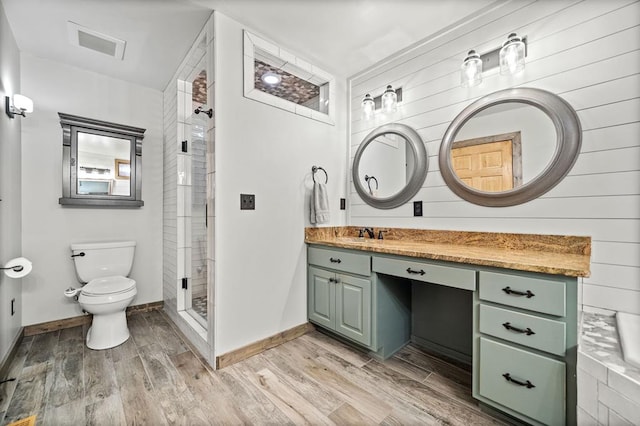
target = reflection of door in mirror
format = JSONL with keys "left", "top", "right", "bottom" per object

{"left": 451, "top": 103, "right": 556, "bottom": 194}
{"left": 77, "top": 132, "right": 131, "bottom": 196}
{"left": 359, "top": 133, "right": 413, "bottom": 198}
{"left": 451, "top": 132, "right": 522, "bottom": 192}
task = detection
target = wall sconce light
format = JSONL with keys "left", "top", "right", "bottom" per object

{"left": 461, "top": 50, "right": 483, "bottom": 88}
{"left": 362, "top": 93, "right": 375, "bottom": 119}
{"left": 361, "top": 86, "right": 403, "bottom": 119}
{"left": 500, "top": 33, "right": 526, "bottom": 75}
{"left": 381, "top": 85, "right": 398, "bottom": 114}
{"left": 461, "top": 33, "right": 527, "bottom": 88}
{"left": 5, "top": 94, "right": 34, "bottom": 119}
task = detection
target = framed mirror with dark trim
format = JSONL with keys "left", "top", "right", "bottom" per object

{"left": 59, "top": 113, "right": 145, "bottom": 207}
{"left": 439, "top": 88, "right": 581, "bottom": 207}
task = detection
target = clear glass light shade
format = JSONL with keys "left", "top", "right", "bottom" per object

{"left": 461, "top": 50, "right": 482, "bottom": 88}
{"left": 361, "top": 93, "right": 375, "bottom": 119}
{"left": 381, "top": 85, "right": 397, "bottom": 114}
{"left": 12, "top": 94, "right": 33, "bottom": 113}
{"left": 500, "top": 33, "right": 526, "bottom": 75}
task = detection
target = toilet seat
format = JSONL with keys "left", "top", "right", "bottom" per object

{"left": 82, "top": 276, "right": 136, "bottom": 297}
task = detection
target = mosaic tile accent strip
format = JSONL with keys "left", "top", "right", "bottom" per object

{"left": 254, "top": 60, "right": 319, "bottom": 105}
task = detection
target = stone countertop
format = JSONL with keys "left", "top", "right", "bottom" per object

{"left": 305, "top": 227, "right": 591, "bottom": 277}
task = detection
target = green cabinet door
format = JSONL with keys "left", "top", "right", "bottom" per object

{"left": 336, "top": 274, "right": 371, "bottom": 346}
{"left": 308, "top": 266, "right": 335, "bottom": 329}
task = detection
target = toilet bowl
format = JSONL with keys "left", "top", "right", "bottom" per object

{"left": 79, "top": 276, "right": 137, "bottom": 350}
{"left": 67, "top": 241, "right": 137, "bottom": 350}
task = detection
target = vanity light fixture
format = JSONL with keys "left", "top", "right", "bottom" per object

{"left": 261, "top": 71, "right": 281, "bottom": 86}
{"left": 381, "top": 85, "right": 398, "bottom": 114}
{"left": 460, "top": 33, "right": 527, "bottom": 88}
{"left": 361, "top": 86, "right": 403, "bottom": 119}
{"left": 461, "top": 50, "right": 483, "bottom": 88}
{"left": 500, "top": 33, "right": 526, "bottom": 75}
{"left": 361, "top": 93, "right": 375, "bottom": 119}
{"left": 5, "top": 94, "right": 34, "bottom": 119}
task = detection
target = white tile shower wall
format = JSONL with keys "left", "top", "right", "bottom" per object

{"left": 162, "top": 13, "right": 214, "bottom": 363}
{"left": 348, "top": 0, "right": 640, "bottom": 315}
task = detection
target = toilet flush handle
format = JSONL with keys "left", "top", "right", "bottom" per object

{"left": 70, "top": 252, "right": 85, "bottom": 258}
{"left": 64, "top": 287, "right": 80, "bottom": 300}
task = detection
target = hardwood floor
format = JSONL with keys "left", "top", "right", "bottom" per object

{"left": 0, "top": 310, "right": 506, "bottom": 425}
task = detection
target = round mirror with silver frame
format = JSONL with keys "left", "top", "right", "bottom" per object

{"left": 439, "top": 88, "right": 581, "bottom": 207}
{"left": 353, "top": 123, "right": 428, "bottom": 209}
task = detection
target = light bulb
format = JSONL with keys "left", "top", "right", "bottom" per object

{"left": 381, "top": 85, "right": 397, "bottom": 114}
{"left": 500, "top": 33, "right": 525, "bottom": 76}
{"left": 361, "top": 93, "right": 375, "bottom": 119}
{"left": 461, "top": 50, "right": 482, "bottom": 87}
{"left": 261, "top": 72, "right": 281, "bottom": 85}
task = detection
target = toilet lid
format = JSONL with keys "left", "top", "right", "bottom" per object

{"left": 82, "top": 276, "right": 135, "bottom": 296}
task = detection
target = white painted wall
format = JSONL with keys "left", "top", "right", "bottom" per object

{"left": 0, "top": 1, "right": 23, "bottom": 364}
{"left": 349, "top": 0, "right": 640, "bottom": 316}
{"left": 20, "top": 54, "right": 164, "bottom": 325}
{"left": 214, "top": 12, "right": 348, "bottom": 355}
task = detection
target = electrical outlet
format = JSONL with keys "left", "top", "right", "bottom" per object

{"left": 240, "top": 193, "right": 255, "bottom": 210}
{"left": 413, "top": 201, "right": 423, "bottom": 217}
{"left": 340, "top": 198, "right": 346, "bottom": 210}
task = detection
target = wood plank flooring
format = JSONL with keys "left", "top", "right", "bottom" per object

{"left": 0, "top": 310, "right": 506, "bottom": 425}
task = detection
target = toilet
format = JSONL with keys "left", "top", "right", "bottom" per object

{"left": 66, "top": 241, "right": 137, "bottom": 350}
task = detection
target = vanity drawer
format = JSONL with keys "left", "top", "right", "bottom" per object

{"left": 479, "top": 337, "right": 566, "bottom": 426}
{"left": 479, "top": 304, "right": 566, "bottom": 355}
{"left": 373, "top": 256, "right": 476, "bottom": 291}
{"left": 308, "top": 246, "right": 371, "bottom": 276}
{"left": 479, "top": 271, "right": 566, "bottom": 316}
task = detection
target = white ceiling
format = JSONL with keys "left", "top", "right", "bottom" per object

{"left": 2, "top": 0, "right": 499, "bottom": 90}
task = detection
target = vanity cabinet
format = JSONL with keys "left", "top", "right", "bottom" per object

{"left": 308, "top": 266, "right": 371, "bottom": 346}
{"left": 307, "top": 246, "right": 411, "bottom": 358}
{"left": 307, "top": 247, "right": 372, "bottom": 346}
{"left": 474, "top": 270, "right": 577, "bottom": 426}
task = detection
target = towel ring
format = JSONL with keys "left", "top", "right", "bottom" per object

{"left": 312, "top": 166, "right": 328, "bottom": 184}
{"left": 365, "top": 175, "right": 378, "bottom": 194}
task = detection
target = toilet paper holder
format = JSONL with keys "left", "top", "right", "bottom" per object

{"left": 1, "top": 265, "right": 24, "bottom": 272}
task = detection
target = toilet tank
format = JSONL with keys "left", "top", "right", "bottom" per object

{"left": 71, "top": 241, "right": 136, "bottom": 283}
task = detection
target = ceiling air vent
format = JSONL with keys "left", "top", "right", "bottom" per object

{"left": 67, "top": 21, "right": 126, "bottom": 60}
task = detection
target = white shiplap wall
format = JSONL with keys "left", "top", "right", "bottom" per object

{"left": 348, "top": 0, "right": 640, "bottom": 315}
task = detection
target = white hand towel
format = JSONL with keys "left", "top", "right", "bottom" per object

{"left": 310, "top": 182, "right": 330, "bottom": 224}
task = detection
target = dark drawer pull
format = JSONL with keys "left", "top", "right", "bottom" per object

{"left": 502, "top": 286, "right": 535, "bottom": 298}
{"left": 503, "top": 373, "right": 535, "bottom": 389}
{"left": 70, "top": 252, "right": 85, "bottom": 258}
{"left": 329, "top": 258, "right": 342, "bottom": 264}
{"left": 406, "top": 267, "right": 425, "bottom": 276}
{"left": 502, "top": 322, "right": 535, "bottom": 336}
